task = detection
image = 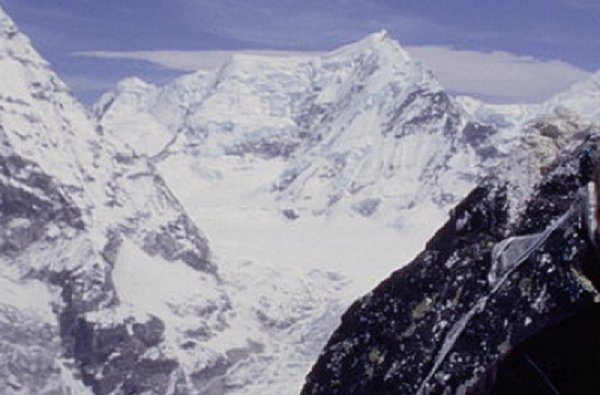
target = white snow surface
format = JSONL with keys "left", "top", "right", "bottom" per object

{"left": 149, "top": 152, "right": 448, "bottom": 394}
{"left": 93, "top": 31, "right": 463, "bottom": 394}
{"left": 3, "top": 2, "right": 600, "bottom": 392}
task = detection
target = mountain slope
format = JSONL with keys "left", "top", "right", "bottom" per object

{"left": 96, "top": 32, "right": 497, "bottom": 220}
{"left": 0, "top": 7, "right": 234, "bottom": 394}
{"left": 302, "top": 132, "right": 600, "bottom": 395}
{"left": 93, "top": 28, "right": 600, "bottom": 395}
{"left": 3, "top": 3, "right": 600, "bottom": 393}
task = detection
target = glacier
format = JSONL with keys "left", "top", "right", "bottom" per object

{"left": 1, "top": 3, "right": 600, "bottom": 394}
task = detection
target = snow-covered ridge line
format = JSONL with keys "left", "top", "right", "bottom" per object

{"left": 0, "top": 5, "right": 235, "bottom": 395}
{"left": 96, "top": 27, "right": 600, "bottom": 223}
{"left": 96, "top": 29, "right": 479, "bottom": 218}
{"left": 2, "top": 1, "right": 600, "bottom": 393}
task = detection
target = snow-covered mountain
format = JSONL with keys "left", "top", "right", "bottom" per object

{"left": 2, "top": 2, "right": 600, "bottom": 394}
{"left": 0, "top": 7, "right": 235, "bottom": 394}
{"left": 97, "top": 33, "right": 600, "bottom": 227}
{"left": 0, "top": 6, "right": 391, "bottom": 395}
{"left": 92, "top": 30, "right": 600, "bottom": 394}
{"left": 95, "top": 32, "right": 494, "bottom": 220}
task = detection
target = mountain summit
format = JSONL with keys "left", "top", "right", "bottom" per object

{"left": 2, "top": 3, "right": 600, "bottom": 394}
{"left": 96, "top": 29, "right": 490, "bottom": 223}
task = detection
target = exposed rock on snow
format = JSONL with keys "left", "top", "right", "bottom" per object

{"left": 302, "top": 134, "right": 600, "bottom": 395}
{"left": 2, "top": 2, "right": 600, "bottom": 394}
{"left": 0, "top": 6, "right": 229, "bottom": 394}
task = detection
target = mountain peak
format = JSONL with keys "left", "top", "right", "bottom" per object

{"left": 364, "top": 29, "right": 390, "bottom": 42}
{"left": 325, "top": 30, "right": 413, "bottom": 69}
{"left": 0, "top": 4, "right": 46, "bottom": 68}
{"left": 0, "top": 5, "right": 17, "bottom": 34}
{"left": 116, "top": 76, "right": 155, "bottom": 91}
{"left": 542, "top": 68, "right": 600, "bottom": 122}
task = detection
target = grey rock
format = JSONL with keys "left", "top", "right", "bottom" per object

{"left": 65, "top": 315, "right": 177, "bottom": 395}
{"left": 0, "top": 154, "right": 83, "bottom": 254}
{"left": 142, "top": 213, "right": 213, "bottom": 273}
{"left": 351, "top": 198, "right": 381, "bottom": 217}
{"left": 282, "top": 208, "right": 299, "bottom": 220}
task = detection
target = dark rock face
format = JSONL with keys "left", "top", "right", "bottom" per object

{"left": 462, "top": 122, "right": 500, "bottom": 160}
{"left": 302, "top": 134, "right": 600, "bottom": 395}
{"left": 351, "top": 198, "right": 382, "bottom": 217}
{"left": 63, "top": 315, "right": 180, "bottom": 395}
{"left": 224, "top": 138, "right": 301, "bottom": 159}
{"left": 0, "top": 154, "right": 83, "bottom": 253}
{"left": 142, "top": 213, "right": 213, "bottom": 273}
{"left": 476, "top": 303, "right": 600, "bottom": 395}
{"left": 386, "top": 89, "right": 462, "bottom": 139}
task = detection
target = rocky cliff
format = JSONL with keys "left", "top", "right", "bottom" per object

{"left": 302, "top": 133, "right": 600, "bottom": 394}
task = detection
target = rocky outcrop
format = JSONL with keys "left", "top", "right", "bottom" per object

{"left": 67, "top": 316, "right": 180, "bottom": 395}
{"left": 0, "top": 154, "right": 83, "bottom": 254}
{"left": 302, "top": 133, "right": 600, "bottom": 394}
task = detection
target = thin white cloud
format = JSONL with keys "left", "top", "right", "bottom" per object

{"left": 407, "top": 46, "right": 591, "bottom": 103}
{"left": 73, "top": 46, "right": 591, "bottom": 104}
{"left": 73, "top": 50, "right": 322, "bottom": 72}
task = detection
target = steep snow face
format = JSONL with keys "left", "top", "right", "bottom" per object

{"left": 98, "top": 31, "right": 489, "bottom": 219}
{"left": 95, "top": 52, "right": 316, "bottom": 159}
{"left": 543, "top": 70, "right": 600, "bottom": 123}
{"left": 270, "top": 33, "right": 473, "bottom": 213}
{"left": 0, "top": 6, "right": 235, "bottom": 394}
{"left": 0, "top": 7, "right": 104, "bottom": 212}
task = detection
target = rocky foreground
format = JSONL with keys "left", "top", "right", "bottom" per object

{"left": 302, "top": 133, "right": 600, "bottom": 394}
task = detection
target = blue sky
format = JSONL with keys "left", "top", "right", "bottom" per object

{"left": 2, "top": 0, "right": 599, "bottom": 104}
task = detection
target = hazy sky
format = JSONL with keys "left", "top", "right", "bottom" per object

{"left": 2, "top": 0, "right": 599, "bottom": 104}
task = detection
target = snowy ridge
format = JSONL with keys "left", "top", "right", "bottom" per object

{"left": 0, "top": 6, "right": 234, "bottom": 394}
{"left": 2, "top": 2, "right": 600, "bottom": 393}
{"left": 97, "top": 31, "right": 487, "bottom": 219}
{"left": 544, "top": 70, "right": 600, "bottom": 122}
{"left": 457, "top": 70, "right": 600, "bottom": 219}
